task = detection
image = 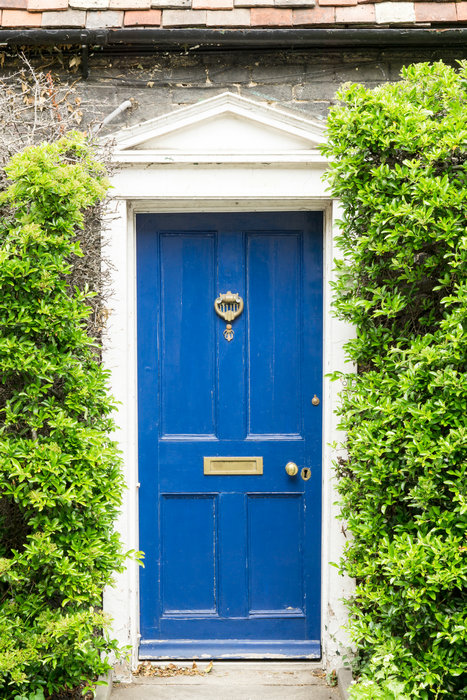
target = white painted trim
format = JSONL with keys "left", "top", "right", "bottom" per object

{"left": 112, "top": 153, "right": 328, "bottom": 165}
{"left": 101, "top": 95, "right": 354, "bottom": 682}
{"left": 109, "top": 92, "right": 327, "bottom": 152}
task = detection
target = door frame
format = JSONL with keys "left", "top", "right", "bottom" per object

{"left": 101, "top": 96, "right": 355, "bottom": 681}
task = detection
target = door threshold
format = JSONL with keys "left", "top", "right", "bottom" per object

{"left": 139, "top": 640, "right": 321, "bottom": 659}
{"left": 136, "top": 661, "right": 324, "bottom": 669}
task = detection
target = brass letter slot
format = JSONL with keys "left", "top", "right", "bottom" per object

{"left": 204, "top": 457, "right": 263, "bottom": 475}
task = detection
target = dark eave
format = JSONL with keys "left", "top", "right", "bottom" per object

{"left": 0, "top": 27, "right": 466, "bottom": 50}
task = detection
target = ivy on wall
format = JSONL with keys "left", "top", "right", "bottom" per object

{"left": 323, "top": 62, "right": 467, "bottom": 699}
{"left": 0, "top": 134, "right": 128, "bottom": 699}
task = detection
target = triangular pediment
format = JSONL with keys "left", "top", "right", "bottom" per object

{"left": 109, "top": 93, "right": 327, "bottom": 165}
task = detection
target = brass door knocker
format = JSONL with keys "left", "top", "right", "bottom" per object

{"left": 214, "top": 291, "right": 244, "bottom": 342}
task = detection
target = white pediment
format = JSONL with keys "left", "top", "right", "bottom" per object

{"left": 109, "top": 92, "right": 327, "bottom": 165}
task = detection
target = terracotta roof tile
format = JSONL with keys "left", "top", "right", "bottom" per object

{"left": 293, "top": 5, "right": 335, "bottom": 23}
{"left": 206, "top": 7, "right": 250, "bottom": 23}
{"left": 124, "top": 6, "right": 161, "bottom": 21}
{"left": 70, "top": 0, "right": 108, "bottom": 8}
{"left": 457, "top": 2, "right": 467, "bottom": 21}
{"left": 415, "top": 1, "right": 456, "bottom": 22}
{"left": 319, "top": 0, "right": 357, "bottom": 7}
{"left": 335, "top": 2, "right": 375, "bottom": 20}
{"left": 2, "top": 7, "right": 42, "bottom": 23}
{"left": 193, "top": 0, "right": 233, "bottom": 9}
{"left": 0, "top": 0, "right": 465, "bottom": 30}
{"left": 0, "top": 0, "right": 27, "bottom": 8}
{"left": 250, "top": 7, "right": 293, "bottom": 24}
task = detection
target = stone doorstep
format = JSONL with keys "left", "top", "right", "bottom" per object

{"left": 337, "top": 667, "right": 353, "bottom": 700}
{"left": 131, "top": 660, "right": 323, "bottom": 679}
{"left": 109, "top": 661, "right": 341, "bottom": 698}
{"left": 111, "top": 689, "right": 339, "bottom": 699}
{"left": 96, "top": 663, "right": 350, "bottom": 698}
{"left": 95, "top": 673, "right": 113, "bottom": 700}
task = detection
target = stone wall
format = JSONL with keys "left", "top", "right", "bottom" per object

{"left": 5, "top": 44, "right": 464, "bottom": 128}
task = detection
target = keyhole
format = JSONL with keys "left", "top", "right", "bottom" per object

{"left": 301, "top": 467, "right": 311, "bottom": 481}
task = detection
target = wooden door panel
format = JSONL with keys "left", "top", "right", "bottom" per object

{"left": 247, "top": 494, "right": 304, "bottom": 614}
{"left": 161, "top": 494, "right": 218, "bottom": 615}
{"left": 137, "top": 212, "right": 323, "bottom": 658}
{"left": 159, "top": 233, "right": 217, "bottom": 438}
{"left": 247, "top": 232, "right": 302, "bottom": 438}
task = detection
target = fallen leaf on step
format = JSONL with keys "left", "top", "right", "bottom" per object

{"left": 135, "top": 661, "right": 214, "bottom": 677}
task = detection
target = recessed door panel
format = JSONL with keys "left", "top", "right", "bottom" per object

{"left": 137, "top": 212, "right": 323, "bottom": 658}
{"left": 247, "top": 233, "right": 302, "bottom": 438}
{"left": 161, "top": 494, "right": 217, "bottom": 614}
{"left": 248, "top": 494, "right": 304, "bottom": 615}
{"left": 160, "top": 233, "right": 217, "bottom": 438}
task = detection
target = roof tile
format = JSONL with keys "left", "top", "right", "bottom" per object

{"left": 150, "top": 0, "right": 190, "bottom": 7}
{"left": 28, "top": 0, "right": 68, "bottom": 10}
{"left": 251, "top": 6, "right": 292, "bottom": 23}
{"left": 86, "top": 7, "right": 123, "bottom": 23}
{"left": 457, "top": 2, "right": 467, "bottom": 21}
{"left": 124, "top": 6, "right": 161, "bottom": 21}
{"left": 193, "top": 0, "right": 233, "bottom": 9}
{"left": 206, "top": 7, "right": 250, "bottom": 23}
{"left": 375, "top": 1, "right": 415, "bottom": 24}
{"left": 235, "top": 0, "right": 273, "bottom": 6}
{"left": 42, "top": 7, "right": 85, "bottom": 22}
{"left": 70, "top": 0, "right": 108, "bottom": 8}
{"left": 275, "top": 0, "right": 316, "bottom": 7}
{"left": 293, "top": 4, "right": 334, "bottom": 23}
{"left": 163, "top": 7, "right": 207, "bottom": 23}
{"left": 319, "top": 0, "right": 357, "bottom": 7}
{"left": 109, "top": 0, "right": 150, "bottom": 8}
{"left": 3, "top": 7, "right": 41, "bottom": 22}
{"left": 0, "top": 0, "right": 27, "bottom": 9}
{"left": 415, "top": 1, "right": 456, "bottom": 23}
{"left": 0, "top": 0, "right": 464, "bottom": 32}
{"left": 336, "top": 2, "right": 375, "bottom": 21}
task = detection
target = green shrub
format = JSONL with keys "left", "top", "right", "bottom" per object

{"left": 323, "top": 62, "right": 467, "bottom": 698}
{"left": 0, "top": 133, "right": 127, "bottom": 697}
{"left": 348, "top": 678, "right": 410, "bottom": 700}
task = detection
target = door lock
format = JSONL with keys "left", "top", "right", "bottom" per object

{"left": 301, "top": 467, "right": 311, "bottom": 481}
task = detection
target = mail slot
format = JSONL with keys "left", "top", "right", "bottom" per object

{"left": 204, "top": 456, "right": 263, "bottom": 475}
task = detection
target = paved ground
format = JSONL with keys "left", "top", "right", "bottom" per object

{"left": 111, "top": 662, "right": 340, "bottom": 699}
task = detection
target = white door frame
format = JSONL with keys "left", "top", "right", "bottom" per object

{"left": 101, "top": 94, "right": 354, "bottom": 681}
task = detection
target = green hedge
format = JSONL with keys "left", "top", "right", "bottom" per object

{"left": 0, "top": 134, "right": 127, "bottom": 698}
{"left": 323, "top": 62, "right": 467, "bottom": 699}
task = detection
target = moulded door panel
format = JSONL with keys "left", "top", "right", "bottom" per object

{"left": 137, "top": 212, "right": 323, "bottom": 658}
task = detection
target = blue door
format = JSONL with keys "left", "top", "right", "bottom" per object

{"left": 137, "top": 212, "right": 323, "bottom": 659}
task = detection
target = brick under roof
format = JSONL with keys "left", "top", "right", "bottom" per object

{"left": 0, "top": 0, "right": 465, "bottom": 30}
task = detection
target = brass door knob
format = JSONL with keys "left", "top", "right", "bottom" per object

{"left": 285, "top": 462, "right": 299, "bottom": 477}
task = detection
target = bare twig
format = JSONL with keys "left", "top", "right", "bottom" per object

{"left": 0, "top": 55, "right": 114, "bottom": 342}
